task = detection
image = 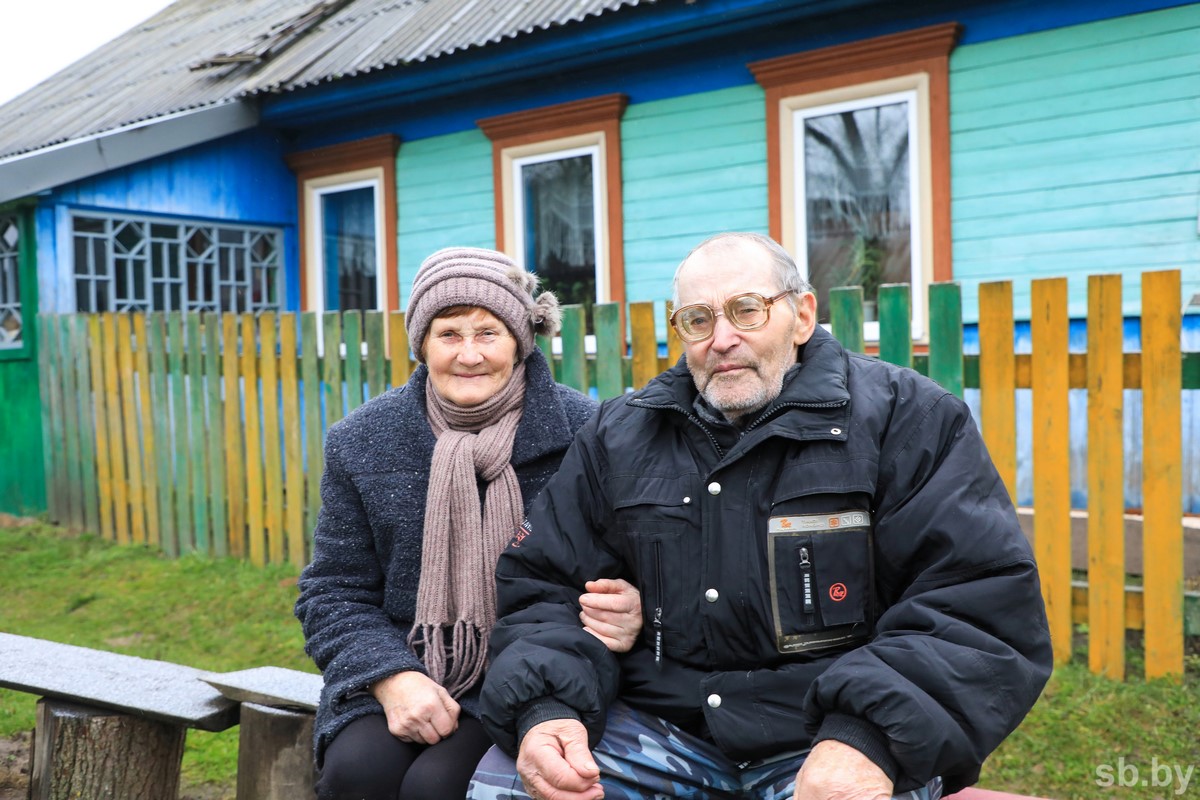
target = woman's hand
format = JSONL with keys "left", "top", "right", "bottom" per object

{"left": 579, "top": 578, "right": 643, "bottom": 653}
{"left": 370, "top": 671, "right": 461, "bottom": 744}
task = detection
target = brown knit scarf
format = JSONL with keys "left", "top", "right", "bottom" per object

{"left": 408, "top": 362, "right": 527, "bottom": 697}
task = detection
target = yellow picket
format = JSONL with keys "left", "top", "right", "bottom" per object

{"left": 242, "top": 314, "right": 265, "bottom": 568}
{"left": 101, "top": 314, "right": 129, "bottom": 545}
{"left": 280, "top": 314, "right": 306, "bottom": 569}
{"left": 260, "top": 313, "right": 285, "bottom": 565}
{"left": 115, "top": 314, "right": 146, "bottom": 545}
{"left": 1030, "top": 278, "right": 1072, "bottom": 666}
{"left": 1141, "top": 270, "right": 1183, "bottom": 680}
{"left": 1086, "top": 274, "right": 1125, "bottom": 679}
{"left": 89, "top": 315, "right": 114, "bottom": 542}
{"left": 389, "top": 311, "right": 411, "bottom": 389}
{"left": 978, "top": 281, "right": 1017, "bottom": 504}
{"left": 665, "top": 302, "right": 683, "bottom": 369}
{"left": 132, "top": 314, "right": 160, "bottom": 548}
{"left": 629, "top": 302, "right": 658, "bottom": 389}
{"left": 223, "top": 313, "right": 246, "bottom": 558}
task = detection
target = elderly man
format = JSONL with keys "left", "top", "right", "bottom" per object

{"left": 469, "top": 232, "right": 1052, "bottom": 800}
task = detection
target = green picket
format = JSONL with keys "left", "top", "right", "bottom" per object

{"left": 38, "top": 317, "right": 65, "bottom": 523}
{"left": 593, "top": 303, "right": 624, "bottom": 399}
{"left": 186, "top": 312, "right": 209, "bottom": 553}
{"left": 72, "top": 315, "right": 100, "bottom": 535}
{"left": 928, "top": 282, "right": 964, "bottom": 397}
{"left": 344, "top": 311, "right": 364, "bottom": 413}
{"left": 877, "top": 283, "right": 912, "bottom": 368}
{"left": 148, "top": 313, "right": 175, "bottom": 554}
{"left": 560, "top": 305, "right": 587, "bottom": 393}
{"left": 166, "top": 312, "right": 188, "bottom": 557}
{"left": 364, "top": 311, "right": 386, "bottom": 401}
{"left": 56, "top": 315, "right": 83, "bottom": 528}
{"left": 205, "top": 313, "right": 227, "bottom": 557}
{"left": 536, "top": 334, "right": 557, "bottom": 382}
{"left": 301, "top": 313, "right": 323, "bottom": 546}
{"left": 322, "top": 313, "right": 345, "bottom": 427}
{"left": 829, "top": 286, "right": 864, "bottom": 354}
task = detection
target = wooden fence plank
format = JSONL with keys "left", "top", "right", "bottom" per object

{"left": 927, "top": 282, "right": 964, "bottom": 397}
{"left": 186, "top": 313, "right": 208, "bottom": 554}
{"left": 147, "top": 313, "right": 174, "bottom": 554}
{"left": 223, "top": 313, "right": 246, "bottom": 559}
{"left": 665, "top": 302, "right": 683, "bottom": 369}
{"left": 629, "top": 302, "right": 658, "bottom": 389}
{"left": 301, "top": 313, "right": 323, "bottom": 549}
{"left": 1031, "top": 278, "right": 1072, "bottom": 666}
{"left": 41, "top": 317, "right": 67, "bottom": 525}
{"left": 205, "top": 314, "right": 227, "bottom": 557}
{"left": 1141, "top": 269, "right": 1183, "bottom": 680}
{"left": 102, "top": 314, "right": 129, "bottom": 545}
{"left": 364, "top": 311, "right": 385, "bottom": 401}
{"left": 1087, "top": 273, "right": 1125, "bottom": 679}
{"left": 55, "top": 315, "right": 82, "bottom": 529}
{"left": 536, "top": 334, "right": 557, "bottom": 382}
{"left": 87, "top": 316, "right": 114, "bottom": 542}
{"left": 72, "top": 316, "right": 100, "bottom": 535}
{"left": 877, "top": 284, "right": 912, "bottom": 368}
{"left": 167, "top": 312, "right": 189, "bottom": 556}
{"left": 978, "top": 281, "right": 1017, "bottom": 504}
{"left": 560, "top": 305, "right": 587, "bottom": 393}
{"left": 829, "top": 286, "right": 864, "bottom": 354}
{"left": 116, "top": 314, "right": 146, "bottom": 545}
{"left": 35, "top": 317, "right": 56, "bottom": 523}
{"left": 242, "top": 315, "right": 265, "bottom": 567}
{"left": 389, "top": 311, "right": 411, "bottom": 389}
{"left": 343, "top": 311, "right": 363, "bottom": 414}
{"left": 594, "top": 303, "right": 623, "bottom": 399}
{"left": 260, "top": 313, "right": 284, "bottom": 565}
{"left": 322, "top": 313, "right": 344, "bottom": 428}
{"left": 132, "top": 315, "right": 159, "bottom": 548}
{"left": 280, "top": 314, "right": 306, "bottom": 569}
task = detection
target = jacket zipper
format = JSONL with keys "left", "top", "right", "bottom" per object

{"left": 799, "top": 545, "right": 815, "bottom": 615}
{"left": 653, "top": 539, "right": 665, "bottom": 668}
{"left": 744, "top": 399, "right": 849, "bottom": 434}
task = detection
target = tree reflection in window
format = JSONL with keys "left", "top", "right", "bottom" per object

{"left": 802, "top": 98, "right": 913, "bottom": 322}
{"left": 520, "top": 154, "right": 597, "bottom": 321}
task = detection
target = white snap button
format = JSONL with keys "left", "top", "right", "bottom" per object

{"left": 683, "top": 496, "right": 691, "bottom": 504}
{"left": 707, "top": 693, "right": 722, "bottom": 708}
{"left": 705, "top": 588, "right": 719, "bottom": 603}
{"left": 831, "top": 428, "right": 842, "bottom": 435}
{"left": 707, "top": 482, "right": 721, "bottom": 496}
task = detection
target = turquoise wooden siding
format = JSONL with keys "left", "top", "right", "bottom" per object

{"left": 622, "top": 85, "right": 769, "bottom": 305}
{"left": 396, "top": 129, "right": 495, "bottom": 307}
{"left": 950, "top": 3, "right": 1200, "bottom": 321}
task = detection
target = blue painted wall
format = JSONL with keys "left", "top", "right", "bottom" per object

{"left": 950, "top": 3, "right": 1200, "bottom": 320}
{"left": 37, "top": 129, "right": 299, "bottom": 313}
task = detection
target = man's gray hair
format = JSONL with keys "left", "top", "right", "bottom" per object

{"left": 671, "top": 232, "right": 814, "bottom": 306}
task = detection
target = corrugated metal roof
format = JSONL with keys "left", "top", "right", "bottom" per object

{"left": 0, "top": 0, "right": 651, "bottom": 161}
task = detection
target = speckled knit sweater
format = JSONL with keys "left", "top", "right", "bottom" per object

{"left": 294, "top": 350, "right": 596, "bottom": 765}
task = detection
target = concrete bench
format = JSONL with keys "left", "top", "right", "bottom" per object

{"left": 0, "top": 633, "right": 323, "bottom": 800}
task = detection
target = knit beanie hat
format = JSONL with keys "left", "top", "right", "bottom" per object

{"left": 406, "top": 247, "right": 562, "bottom": 362}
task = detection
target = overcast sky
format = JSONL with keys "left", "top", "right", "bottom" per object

{"left": 0, "top": 0, "right": 176, "bottom": 107}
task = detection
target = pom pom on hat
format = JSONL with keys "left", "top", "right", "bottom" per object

{"left": 406, "top": 247, "right": 561, "bottom": 362}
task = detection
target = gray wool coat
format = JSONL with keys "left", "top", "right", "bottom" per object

{"left": 294, "top": 350, "right": 597, "bottom": 765}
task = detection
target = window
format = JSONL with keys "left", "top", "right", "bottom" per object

{"left": 751, "top": 23, "right": 959, "bottom": 339}
{"left": 0, "top": 215, "right": 21, "bottom": 349}
{"left": 285, "top": 135, "right": 400, "bottom": 314}
{"left": 479, "top": 95, "right": 627, "bottom": 315}
{"left": 71, "top": 213, "right": 283, "bottom": 313}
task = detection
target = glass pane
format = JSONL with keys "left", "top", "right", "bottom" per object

{"left": 520, "top": 154, "right": 596, "bottom": 316}
{"left": 803, "top": 100, "right": 912, "bottom": 323}
{"left": 321, "top": 187, "right": 377, "bottom": 312}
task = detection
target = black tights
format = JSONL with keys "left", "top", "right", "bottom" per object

{"left": 316, "top": 713, "right": 493, "bottom": 800}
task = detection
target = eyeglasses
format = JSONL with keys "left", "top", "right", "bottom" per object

{"left": 670, "top": 291, "right": 793, "bottom": 343}
{"left": 429, "top": 328, "right": 512, "bottom": 350}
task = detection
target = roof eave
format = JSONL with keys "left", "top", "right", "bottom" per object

{"left": 0, "top": 100, "right": 259, "bottom": 205}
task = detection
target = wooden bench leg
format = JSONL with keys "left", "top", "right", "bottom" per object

{"left": 30, "top": 698, "right": 185, "bottom": 800}
{"left": 236, "top": 703, "right": 315, "bottom": 800}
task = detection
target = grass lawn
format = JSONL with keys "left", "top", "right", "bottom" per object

{"left": 1, "top": 519, "right": 1197, "bottom": 799}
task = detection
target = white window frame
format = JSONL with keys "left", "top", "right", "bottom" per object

{"left": 501, "top": 135, "right": 610, "bottom": 303}
{"left": 781, "top": 74, "right": 933, "bottom": 341}
{"left": 302, "top": 168, "right": 388, "bottom": 316}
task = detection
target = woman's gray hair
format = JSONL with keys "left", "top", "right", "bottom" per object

{"left": 671, "top": 232, "right": 814, "bottom": 306}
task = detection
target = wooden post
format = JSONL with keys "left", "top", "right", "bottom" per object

{"left": 31, "top": 699, "right": 185, "bottom": 800}
{"left": 236, "top": 704, "right": 315, "bottom": 800}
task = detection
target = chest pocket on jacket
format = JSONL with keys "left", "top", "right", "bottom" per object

{"left": 768, "top": 511, "right": 872, "bottom": 654}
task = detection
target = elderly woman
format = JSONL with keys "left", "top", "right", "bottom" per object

{"left": 296, "top": 247, "right": 639, "bottom": 800}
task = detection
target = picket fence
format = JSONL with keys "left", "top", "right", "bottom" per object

{"left": 37, "top": 271, "right": 1198, "bottom": 682}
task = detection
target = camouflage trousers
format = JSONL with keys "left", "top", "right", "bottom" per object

{"left": 467, "top": 700, "right": 943, "bottom": 800}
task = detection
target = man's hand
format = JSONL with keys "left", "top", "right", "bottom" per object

{"left": 370, "top": 671, "right": 460, "bottom": 745}
{"left": 579, "top": 578, "right": 642, "bottom": 653}
{"left": 793, "top": 739, "right": 893, "bottom": 800}
{"left": 517, "top": 719, "right": 604, "bottom": 800}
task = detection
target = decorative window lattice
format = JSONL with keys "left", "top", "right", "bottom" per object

{"left": 72, "top": 213, "right": 283, "bottom": 314}
{"left": 0, "top": 216, "right": 20, "bottom": 348}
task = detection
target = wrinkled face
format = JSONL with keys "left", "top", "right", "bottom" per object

{"left": 425, "top": 307, "right": 518, "bottom": 407}
{"left": 677, "top": 241, "right": 816, "bottom": 421}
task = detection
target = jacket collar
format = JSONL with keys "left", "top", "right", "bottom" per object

{"left": 401, "top": 349, "right": 578, "bottom": 467}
